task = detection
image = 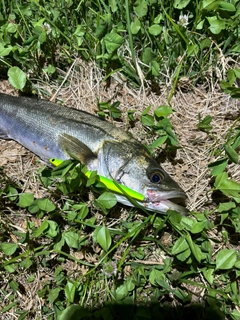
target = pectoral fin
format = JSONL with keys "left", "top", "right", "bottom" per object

{"left": 59, "top": 133, "right": 97, "bottom": 164}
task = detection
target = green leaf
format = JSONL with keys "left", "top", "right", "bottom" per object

{"left": 191, "top": 220, "right": 209, "bottom": 234}
{"left": 96, "top": 21, "right": 109, "bottom": 40}
{"left": 115, "top": 283, "right": 128, "bottom": 300}
{"left": 224, "top": 145, "right": 239, "bottom": 164}
{"left": 231, "top": 309, "right": 240, "bottom": 320}
{"left": 187, "top": 44, "right": 199, "bottom": 57}
{"left": 4, "top": 264, "right": 18, "bottom": 273}
{"left": 202, "top": 268, "right": 214, "bottom": 285}
{"left": 44, "top": 64, "right": 56, "bottom": 75}
{"left": 125, "top": 277, "right": 135, "bottom": 291}
{"left": 109, "top": 104, "right": 122, "bottom": 119}
{"left": 28, "top": 200, "right": 40, "bottom": 214}
{"left": 180, "top": 216, "right": 195, "bottom": 230}
{"left": 148, "top": 24, "right": 162, "bottom": 36}
{"left": 174, "top": 0, "right": 191, "bottom": 9}
{"left": 197, "top": 114, "right": 212, "bottom": 132}
{"left": 33, "top": 220, "right": 59, "bottom": 238}
{"left": 208, "top": 158, "right": 228, "bottom": 176}
{"left": 185, "top": 234, "right": 203, "bottom": 262}
{"left": 127, "top": 110, "right": 136, "bottom": 121}
{"left": 96, "top": 225, "right": 112, "bottom": 251}
{"left": 140, "top": 106, "right": 154, "bottom": 126}
{"left": 155, "top": 106, "right": 173, "bottom": 118}
{"left": 0, "top": 44, "right": 12, "bottom": 56}
{"left": 58, "top": 305, "right": 91, "bottom": 320}
{"left": 46, "top": 220, "right": 59, "bottom": 238}
{"left": 104, "top": 32, "right": 124, "bottom": 55}
{"left": 7, "top": 186, "right": 18, "bottom": 201}
{"left": 151, "top": 60, "right": 160, "bottom": 76}
{"left": 134, "top": 0, "right": 148, "bottom": 18}
{"left": 141, "top": 105, "right": 151, "bottom": 115}
{"left": 149, "top": 135, "right": 168, "bottom": 149}
{"left": 109, "top": 0, "right": 117, "bottom": 12}
{"left": 37, "top": 198, "right": 56, "bottom": 212}
{"left": 216, "top": 249, "right": 237, "bottom": 270}
{"left": 149, "top": 269, "right": 165, "bottom": 286}
{"left": 33, "top": 220, "right": 49, "bottom": 237}
{"left": 64, "top": 231, "right": 79, "bottom": 249}
{"left": 232, "top": 134, "right": 240, "bottom": 149}
{"left": 140, "top": 114, "right": 154, "bottom": 126}
{"left": 1, "top": 242, "right": 18, "bottom": 255}
{"left": 172, "top": 236, "right": 189, "bottom": 255}
{"left": 196, "top": 19, "right": 205, "bottom": 30}
{"left": 233, "top": 68, "right": 240, "bottom": 78}
{"left": 8, "top": 66, "right": 27, "bottom": 90}
{"left": 131, "top": 17, "right": 141, "bottom": 34}
{"left": 203, "top": 0, "right": 220, "bottom": 10}
{"left": 206, "top": 16, "right": 226, "bottom": 34}
{"left": 1, "top": 302, "right": 17, "bottom": 313}
{"left": 20, "top": 257, "right": 33, "bottom": 269}
{"left": 200, "top": 38, "right": 212, "bottom": 49}
{"left": 235, "top": 260, "right": 240, "bottom": 269}
{"left": 95, "top": 192, "right": 117, "bottom": 210}
{"left": 48, "top": 287, "right": 61, "bottom": 304}
{"left": 154, "top": 13, "right": 163, "bottom": 24}
{"left": 6, "top": 22, "right": 18, "bottom": 33}
{"left": 142, "top": 47, "right": 156, "bottom": 64}
{"left": 39, "top": 30, "right": 46, "bottom": 44}
{"left": 64, "top": 281, "right": 76, "bottom": 303}
{"left": 17, "top": 193, "right": 34, "bottom": 208}
{"left": 72, "top": 203, "right": 89, "bottom": 220}
{"left": 219, "top": 2, "right": 236, "bottom": 12}
{"left": 214, "top": 172, "right": 240, "bottom": 197}
{"left": 86, "top": 170, "right": 98, "bottom": 187}
{"left": 73, "top": 25, "right": 85, "bottom": 45}
{"left": 165, "top": 126, "right": 178, "bottom": 146}
{"left": 227, "top": 69, "right": 236, "bottom": 85}
{"left": 218, "top": 202, "right": 236, "bottom": 212}
{"left": 54, "top": 236, "right": 65, "bottom": 251}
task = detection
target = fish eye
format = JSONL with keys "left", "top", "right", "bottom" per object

{"left": 149, "top": 171, "right": 164, "bottom": 184}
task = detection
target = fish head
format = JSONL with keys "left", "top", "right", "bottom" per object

{"left": 100, "top": 140, "right": 188, "bottom": 215}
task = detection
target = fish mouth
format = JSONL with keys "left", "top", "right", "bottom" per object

{"left": 146, "top": 189, "right": 187, "bottom": 202}
{"left": 145, "top": 189, "right": 188, "bottom": 215}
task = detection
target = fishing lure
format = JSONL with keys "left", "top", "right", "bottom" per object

{"left": 49, "top": 158, "right": 145, "bottom": 201}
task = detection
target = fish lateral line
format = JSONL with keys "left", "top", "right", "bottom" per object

{"left": 49, "top": 158, "right": 145, "bottom": 201}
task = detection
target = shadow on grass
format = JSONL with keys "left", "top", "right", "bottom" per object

{"left": 59, "top": 301, "right": 225, "bottom": 320}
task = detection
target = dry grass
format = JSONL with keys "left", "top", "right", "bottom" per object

{"left": 1, "top": 59, "right": 239, "bottom": 211}
{"left": 0, "top": 59, "right": 239, "bottom": 318}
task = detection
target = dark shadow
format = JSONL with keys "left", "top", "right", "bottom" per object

{"left": 58, "top": 301, "right": 226, "bottom": 320}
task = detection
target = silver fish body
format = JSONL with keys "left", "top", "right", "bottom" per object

{"left": 0, "top": 92, "right": 187, "bottom": 214}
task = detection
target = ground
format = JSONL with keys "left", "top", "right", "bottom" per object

{"left": 1, "top": 60, "right": 239, "bottom": 211}
{"left": 0, "top": 60, "right": 239, "bottom": 318}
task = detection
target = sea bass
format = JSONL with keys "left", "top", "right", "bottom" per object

{"left": 0, "top": 92, "right": 187, "bottom": 214}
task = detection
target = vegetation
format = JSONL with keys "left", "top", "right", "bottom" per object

{"left": 0, "top": 0, "right": 240, "bottom": 319}
{"left": 1, "top": 0, "right": 240, "bottom": 90}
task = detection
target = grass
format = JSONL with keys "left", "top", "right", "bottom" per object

{"left": 1, "top": 0, "right": 240, "bottom": 90}
{"left": 0, "top": 0, "right": 240, "bottom": 319}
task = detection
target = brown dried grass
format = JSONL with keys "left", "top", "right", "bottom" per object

{"left": 2, "top": 59, "right": 239, "bottom": 211}
{"left": 0, "top": 59, "right": 239, "bottom": 318}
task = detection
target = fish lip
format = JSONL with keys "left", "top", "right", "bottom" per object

{"left": 144, "top": 189, "right": 188, "bottom": 215}
{"left": 159, "top": 200, "right": 189, "bottom": 215}
{"left": 146, "top": 189, "right": 187, "bottom": 202}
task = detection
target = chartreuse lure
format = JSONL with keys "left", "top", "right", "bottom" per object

{"left": 49, "top": 158, "right": 145, "bottom": 201}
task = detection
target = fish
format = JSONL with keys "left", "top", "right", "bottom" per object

{"left": 0, "top": 92, "right": 188, "bottom": 214}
